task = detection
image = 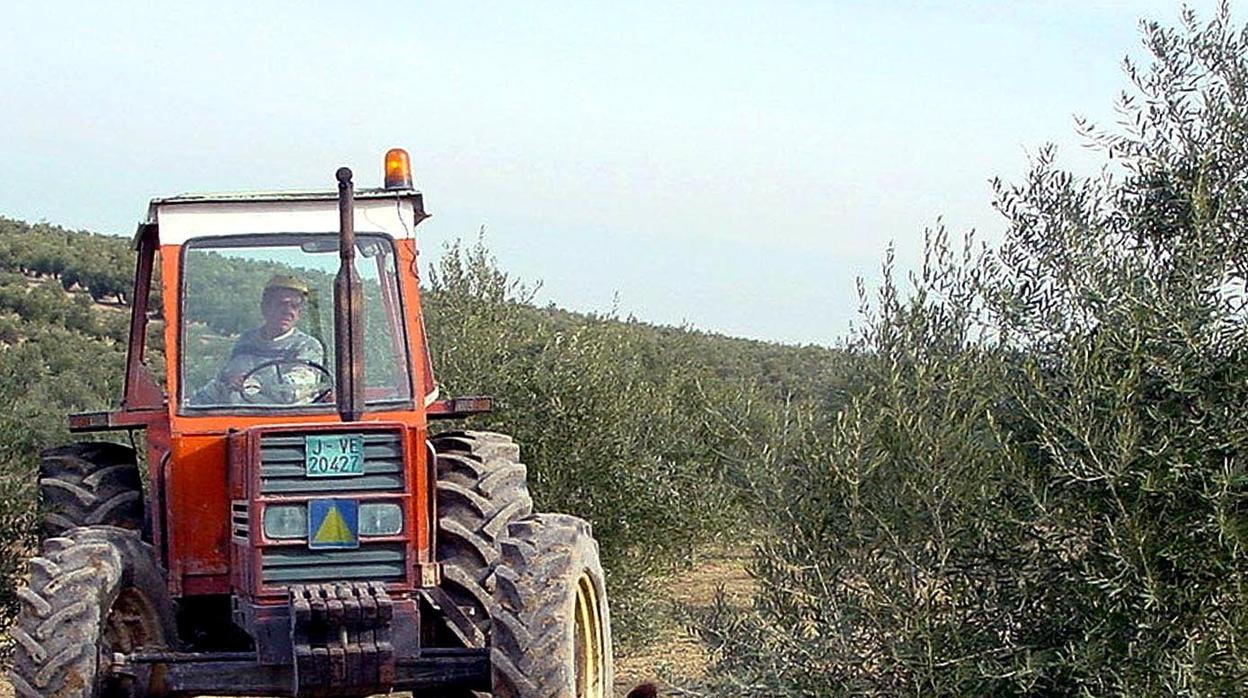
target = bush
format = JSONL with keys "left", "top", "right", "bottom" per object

{"left": 425, "top": 238, "right": 771, "bottom": 641}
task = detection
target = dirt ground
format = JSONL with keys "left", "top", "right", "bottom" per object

{"left": 613, "top": 551, "right": 754, "bottom": 695}
{"left": 0, "top": 551, "right": 752, "bottom": 698}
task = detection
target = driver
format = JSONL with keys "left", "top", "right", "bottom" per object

{"left": 190, "top": 275, "right": 327, "bottom": 405}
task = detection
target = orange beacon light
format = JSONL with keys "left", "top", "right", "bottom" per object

{"left": 384, "top": 148, "right": 413, "bottom": 189}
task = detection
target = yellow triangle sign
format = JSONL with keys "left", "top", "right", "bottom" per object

{"left": 313, "top": 505, "right": 355, "bottom": 545}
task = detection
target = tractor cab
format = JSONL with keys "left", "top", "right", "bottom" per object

{"left": 72, "top": 153, "right": 456, "bottom": 594}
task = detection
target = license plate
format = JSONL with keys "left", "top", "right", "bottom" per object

{"left": 305, "top": 434, "right": 365, "bottom": 477}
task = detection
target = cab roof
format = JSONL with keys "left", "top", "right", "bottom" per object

{"left": 141, "top": 187, "right": 428, "bottom": 245}
{"left": 146, "top": 187, "right": 422, "bottom": 208}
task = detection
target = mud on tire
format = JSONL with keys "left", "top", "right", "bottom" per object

{"left": 40, "top": 443, "right": 145, "bottom": 538}
{"left": 9, "top": 526, "right": 175, "bottom": 698}
{"left": 490, "top": 514, "right": 614, "bottom": 698}
{"left": 433, "top": 431, "right": 533, "bottom": 643}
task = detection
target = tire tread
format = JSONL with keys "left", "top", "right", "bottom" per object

{"left": 488, "top": 514, "right": 614, "bottom": 698}
{"left": 39, "top": 443, "right": 145, "bottom": 539}
{"left": 433, "top": 431, "right": 534, "bottom": 648}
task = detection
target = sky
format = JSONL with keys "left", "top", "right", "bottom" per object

{"left": 0, "top": 1, "right": 1225, "bottom": 346}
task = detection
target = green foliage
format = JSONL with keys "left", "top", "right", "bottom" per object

{"left": 694, "top": 6, "right": 1248, "bottom": 696}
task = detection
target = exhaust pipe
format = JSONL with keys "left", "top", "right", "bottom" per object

{"left": 334, "top": 167, "right": 365, "bottom": 422}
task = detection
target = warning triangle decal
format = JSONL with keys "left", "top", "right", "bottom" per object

{"left": 313, "top": 505, "right": 355, "bottom": 545}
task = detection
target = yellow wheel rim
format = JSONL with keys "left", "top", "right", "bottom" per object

{"left": 573, "top": 571, "right": 607, "bottom": 698}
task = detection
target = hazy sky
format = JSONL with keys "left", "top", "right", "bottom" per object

{"left": 0, "top": 1, "right": 1223, "bottom": 345}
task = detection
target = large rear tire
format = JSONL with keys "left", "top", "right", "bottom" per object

{"left": 489, "top": 514, "right": 614, "bottom": 698}
{"left": 8, "top": 526, "right": 175, "bottom": 698}
{"left": 39, "top": 443, "right": 144, "bottom": 538}
{"left": 433, "top": 431, "right": 533, "bottom": 643}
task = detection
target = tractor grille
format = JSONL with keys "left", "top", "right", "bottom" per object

{"left": 256, "top": 430, "right": 408, "bottom": 587}
{"left": 258, "top": 431, "right": 404, "bottom": 494}
{"left": 261, "top": 544, "right": 406, "bottom": 584}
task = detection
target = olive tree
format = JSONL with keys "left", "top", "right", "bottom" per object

{"left": 695, "top": 6, "right": 1248, "bottom": 695}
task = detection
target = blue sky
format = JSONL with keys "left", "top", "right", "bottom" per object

{"left": 0, "top": 1, "right": 1222, "bottom": 345}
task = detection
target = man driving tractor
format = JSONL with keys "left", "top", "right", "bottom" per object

{"left": 189, "top": 274, "right": 328, "bottom": 405}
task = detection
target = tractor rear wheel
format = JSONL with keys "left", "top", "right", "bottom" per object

{"left": 9, "top": 526, "right": 175, "bottom": 698}
{"left": 40, "top": 443, "right": 144, "bottom": 538}
{"left": 489, "top": 514, "right": 614, "bottom": 698}
{"left": 433, "top": 431, "right": 533, "bottom": 644}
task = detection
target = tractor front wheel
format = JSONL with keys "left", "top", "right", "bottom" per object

{"left": 489, "top": 514, "right": 614, "bottom": 698}
{"left": 9, "top": 526, "right": 175, "bottom": 698}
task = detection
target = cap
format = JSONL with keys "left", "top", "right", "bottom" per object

{"left": 264, "top": 274, "right": 310, "bottom": 295}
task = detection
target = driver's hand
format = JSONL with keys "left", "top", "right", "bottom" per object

{"left": 222, "top": 373, "right": 246, "bottom": 391}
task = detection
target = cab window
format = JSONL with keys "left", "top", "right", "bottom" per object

{"left": 179, "top": 233, "right": 412, "bottom": 411}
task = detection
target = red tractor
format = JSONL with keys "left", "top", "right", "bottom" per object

{"left": 10, "top": 150, "right": 613, "bottom": 697}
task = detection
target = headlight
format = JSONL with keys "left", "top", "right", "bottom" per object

{"left": 263, "top": 505, "right": 307, "bottom": 539}
{"left": 359, "top": 503, "right": 403, "bottom": 536}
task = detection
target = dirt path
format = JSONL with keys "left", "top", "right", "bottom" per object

{"left": 613, "top": 551, "right": 754, "bottom": 695}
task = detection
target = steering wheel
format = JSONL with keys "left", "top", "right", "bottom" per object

{"left": 237, "top": 358, "right": 334, "bottom": 405}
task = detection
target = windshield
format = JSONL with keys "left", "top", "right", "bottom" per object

{"left": 179, "top": 233, "right": 412, "bottom": 411}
